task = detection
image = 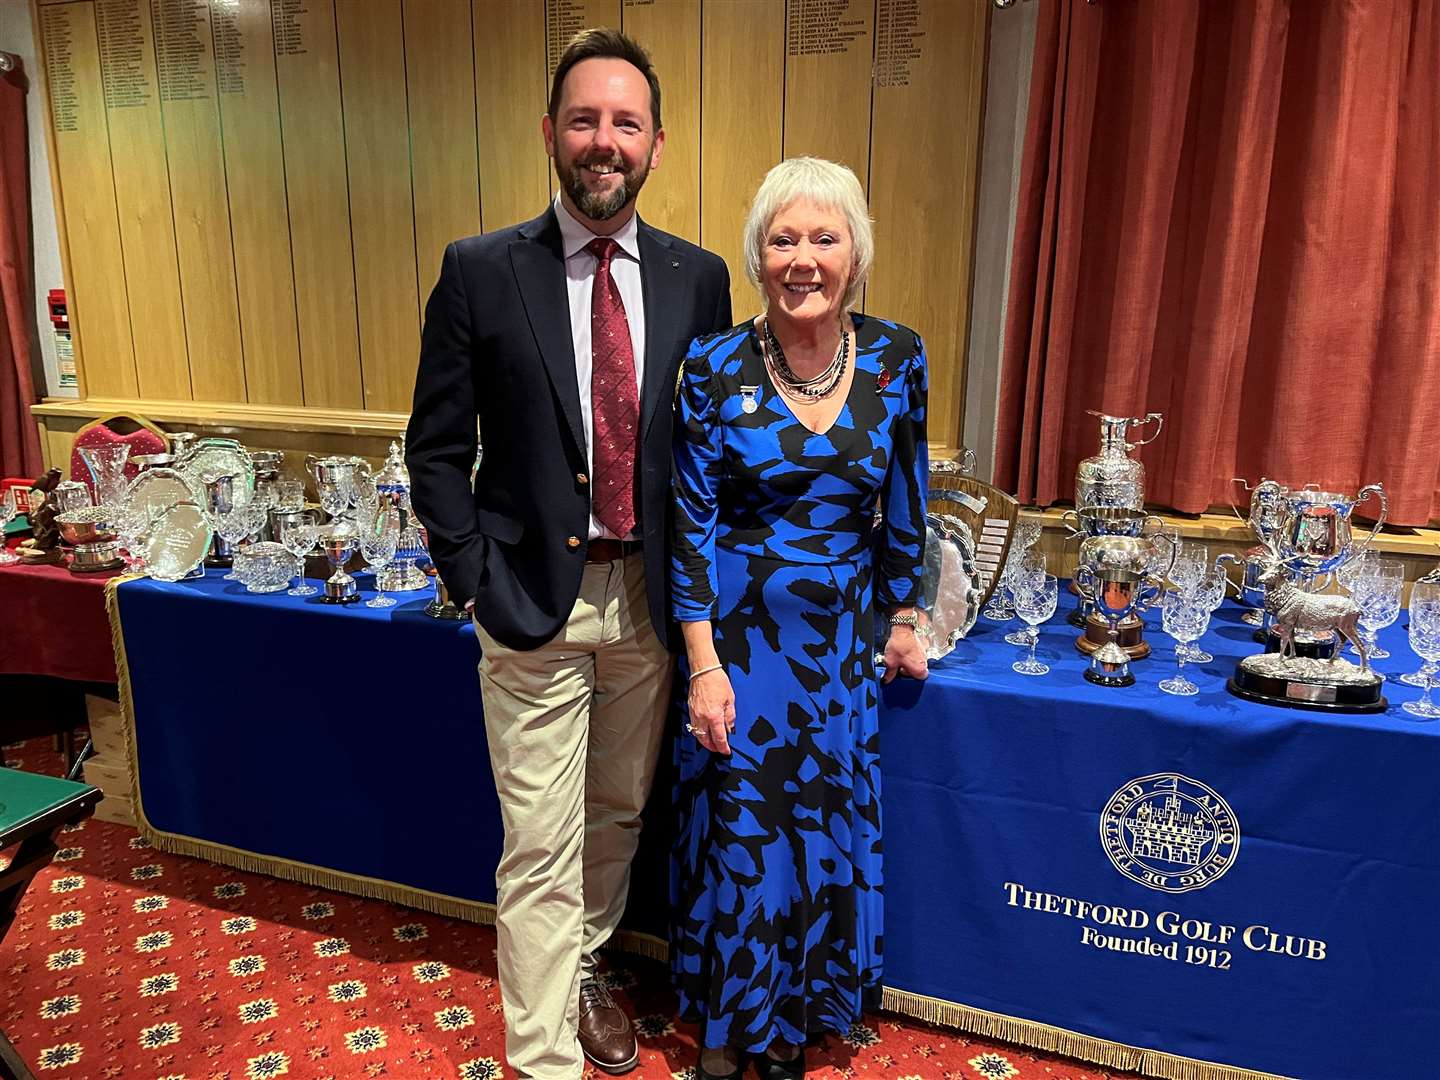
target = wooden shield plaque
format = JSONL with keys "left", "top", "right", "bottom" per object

{"left": 928, "top": 465, "right": 1021, "bottom": 610}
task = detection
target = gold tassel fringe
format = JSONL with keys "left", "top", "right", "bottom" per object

{"left": 880, "top": 987, "right": 1294, "bottom": 1080}
{"left": 104, "top": 575, "right": 502, "bottom": 925}
{"left": 104, "top": 580, "right": 1289, "bottom": 1080}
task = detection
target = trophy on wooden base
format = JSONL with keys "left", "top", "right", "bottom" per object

{"left": 1060, "top": 506, "right": 1165, "bottom": 651}
{"left": 1227, "top": 483, "right": 1388, "bottom": 713}
{"left": 1063, "top": 409, "right": 1165, "bottom": 627}
{"left": 1072, "top": 531, "right": 1175, "bottom": 687}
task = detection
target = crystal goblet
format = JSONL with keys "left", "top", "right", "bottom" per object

{"left": 1012, "top": 574, "right": 1057, "bottom": 676}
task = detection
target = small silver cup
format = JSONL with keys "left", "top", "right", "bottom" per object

{"left": 317, "top": 524, "right": 360, "bottom": 604}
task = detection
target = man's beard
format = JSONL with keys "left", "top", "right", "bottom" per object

{"left": 557, "top": 150, "right": 651, "bottom": 221}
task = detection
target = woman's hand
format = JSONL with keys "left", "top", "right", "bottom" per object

{"left": 687, "top": 667, "right": 735, "bottom": 755}
{"left": 881, "top": 625, "right": 929, "bottom": 683}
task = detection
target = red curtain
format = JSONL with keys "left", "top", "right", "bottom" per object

{"left": 1, "top": 59, "right": 44, "bottom": 480}
{"left": 995, "top": 0, "right": 1440, "bottom": 527}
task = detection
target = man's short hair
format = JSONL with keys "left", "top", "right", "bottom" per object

{"left": 548, "top": 28, "right": 662, "bottom": 132}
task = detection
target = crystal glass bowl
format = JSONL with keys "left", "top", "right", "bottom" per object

{"left": 233, "top": 541, "right": 296, "bottom": 594}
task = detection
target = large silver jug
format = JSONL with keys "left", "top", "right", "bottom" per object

{"left": 1075, "top": 411, "right": 1163, "bottom": 511}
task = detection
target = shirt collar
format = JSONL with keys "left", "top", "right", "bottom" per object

{"left": 554, "top": 195, "right": 641, "bottom": 263}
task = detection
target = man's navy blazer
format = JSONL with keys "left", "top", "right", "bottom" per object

{"left": 406, "top": 206, "right": 733, "bottom": 652}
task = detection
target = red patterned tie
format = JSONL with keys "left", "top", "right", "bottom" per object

{"left": 586, "top": 237, "right": 639, "bottom": 538}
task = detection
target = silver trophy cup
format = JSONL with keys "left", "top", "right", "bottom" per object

{"left": 317, "top": 524, "right": 361, "bottom": 604}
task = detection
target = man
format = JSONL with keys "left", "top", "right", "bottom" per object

{"left": 405, "top": 28, "right": 731, "bottom": 1080}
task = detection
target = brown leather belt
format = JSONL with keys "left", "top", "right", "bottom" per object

{"left": 585, "top": 538, "right": 643, "bottom": 563}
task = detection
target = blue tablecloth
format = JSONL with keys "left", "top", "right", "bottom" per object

{"left": 882, "top": 603, "right": 1439, "bottom": 1080}
{"left": 112, "top": 574, "right": 1439, "bottom": 1080}
{"left": 115, "top": 576, "right": 503, "bottom": 909}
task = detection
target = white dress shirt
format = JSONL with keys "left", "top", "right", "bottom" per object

{"left": 554, "top": 196, "right": 647, "bottom": 541}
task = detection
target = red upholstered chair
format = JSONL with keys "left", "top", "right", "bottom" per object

{"left": 68, "top": 415, "right": 169, "bottom": 499}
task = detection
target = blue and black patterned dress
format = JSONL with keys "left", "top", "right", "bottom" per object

{"left": 670, "top": 314, "right": 928, "bottom": 1051}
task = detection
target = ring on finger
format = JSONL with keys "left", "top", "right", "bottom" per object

{"left": 686, "top": 723, "right": 706, "bottom": 737}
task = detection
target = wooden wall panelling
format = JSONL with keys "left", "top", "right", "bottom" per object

{"left": 34, "top": 1, "right": 138, "bottom": 397}
{"left": 95, "top": 0, "right": 191, "bottom": 399}
{"left": 782, "top": 0, "right": 874, "bottom": 184}
{"left": 210, "top": 0, "right": 300, "bottom": 406}
{"left": 212, "top": 0, "right": 303, "bottom": 405}
{"left": 273, "top": 0, "right": 363, "bottom": 408}
{"left": 474, "top": 1, "right": 550, "bottom": 234}
{"left": 34, "top": 0, "right": 990, "bottom": 436}
{"left": 544, "top": 0, "right": 622, "bottom": 202}
{"left": 404, "top": 0, "right": 481, "bottom": 324}
{"left": 335, "top": 0, "right": 420, "bottom": 412}
{"left": 867, "top": 0, "right": 988, "bottom": 450}
{"left": 545, "top": 0, "right": 622, "bottom": 74}
{"left": 153, "top": 0, "right": 245, "bottom": 401}
{"left": 700, "top": 0, "right": 784, "bottom": 323}
{"left": 621, "top": 0, "right": 700, "bottom": 243}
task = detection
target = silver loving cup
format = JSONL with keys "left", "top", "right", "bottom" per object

{"left": 1060, "top": 506, "right": 1166, "bottom": 626}
{"left": 1231, "top": 477, "right": 1293, "bottom": 549}
{"left": 306, "top": 454, "right": 371, "bottom": 525}
{"left": 1278, "top": 484, "right": 1387, "bottom": 581}
{"left": 1072, "top": 532, "right": 1173, "bottom": 687}
{"left": 317, "top": 523, "right": 361, "bottom": 604}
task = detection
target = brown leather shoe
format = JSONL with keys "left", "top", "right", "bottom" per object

{"left": 577, "top": 978, "right": 638, "bottom": 1074}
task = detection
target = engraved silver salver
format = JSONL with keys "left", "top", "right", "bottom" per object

{"left": 141, "top": 502, "right": 212, "bottom": 583}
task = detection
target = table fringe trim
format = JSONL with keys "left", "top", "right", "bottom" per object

{"left": 879, "top": 987, "right": 1294, "bottom": 1080}
{"left": 101, "top": 579, "right": 1280, "bottom": 1079}
{"left": 102, "top": 575, "right": 670, "bottom": 960}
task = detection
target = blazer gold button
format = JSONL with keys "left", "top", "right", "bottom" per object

{"left": 576, "top": 473, "right": 589, "bottom": 485}
{"left": 566, "top": 536, "right": 581, "bottom": 550}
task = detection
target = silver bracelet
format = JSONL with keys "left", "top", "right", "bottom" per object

{"left": 688, "top": 663, "right": 724, "bottom": 682}
{"left": 890, "top": 611, "right": 919, "bottom": 628}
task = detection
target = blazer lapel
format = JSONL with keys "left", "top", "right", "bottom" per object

{"left": 511, "top": 210, "right": 586, "bottom": 457}
{"left": 638, "top": 221, "right": 684, "bottom": 440}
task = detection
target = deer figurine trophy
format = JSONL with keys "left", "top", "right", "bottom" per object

{"left": 1226, "top": 485, "right": 1389, "bottom": 713}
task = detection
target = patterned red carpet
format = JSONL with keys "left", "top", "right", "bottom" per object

{"left": 1, "top": 737, "right": 1140, "bottom": 1080}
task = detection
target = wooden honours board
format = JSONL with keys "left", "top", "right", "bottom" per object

{"left": 34, "top": 0, "right": 985, "bottom": 447}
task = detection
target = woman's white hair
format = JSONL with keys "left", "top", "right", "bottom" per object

{"left": 743, "top": 157, "right": 874, "bottom": 312}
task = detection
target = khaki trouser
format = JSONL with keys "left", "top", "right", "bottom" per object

{"left": 474, "top": 553, "right": 672, "bottom": 1080}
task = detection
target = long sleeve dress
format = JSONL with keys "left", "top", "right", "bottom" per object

{"left": 669, "top": 314, "right": 928, "bottom": 1051}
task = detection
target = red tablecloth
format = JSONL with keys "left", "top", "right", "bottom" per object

{"left": 0, "top": 558, "right": 118, "bottom": 682}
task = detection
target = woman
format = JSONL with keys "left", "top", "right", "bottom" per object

{"left": 670, "top": 157, "right": 929, "bottom": 1079}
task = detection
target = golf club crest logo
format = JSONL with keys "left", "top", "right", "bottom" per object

{"left": 1101, "top": 773, "right": 1239, "bottom": 893}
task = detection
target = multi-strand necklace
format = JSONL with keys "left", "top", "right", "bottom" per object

{"left": 762, "top": 317, "right": 849, "bottom": 400}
